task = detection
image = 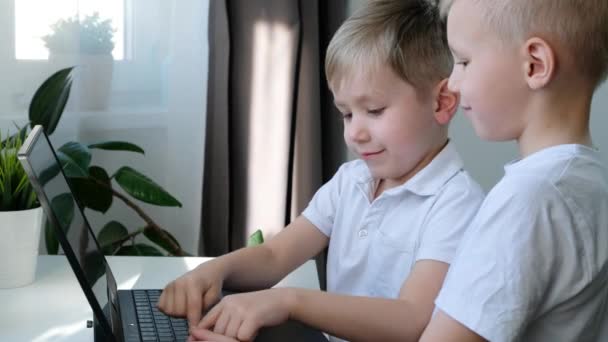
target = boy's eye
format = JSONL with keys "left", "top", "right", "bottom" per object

{"left": 456, "top": 60, "right": 469, "bottom": 67}
{"left": 342, "top": 113, "right": 352, "bottom": 120}
{"left": 368, "top": 107, "right": 385, "bottom": 115}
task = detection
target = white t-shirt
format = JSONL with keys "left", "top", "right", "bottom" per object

{"left": 302, "top": 141, "right": 484, "bottom": 299}
{"left": 435, "top": 144, "right": 608, "bottom": 342}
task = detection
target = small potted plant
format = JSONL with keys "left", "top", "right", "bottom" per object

{"left": 42, "top": 12, "right": 115, "bottom": 56}
{"left": 42, "top": 12, "right": 116, "bottom": 110}
{"left": 0, "top": 133, "right": 44, "bottom": 288}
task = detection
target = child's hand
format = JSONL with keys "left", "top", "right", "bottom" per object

{"left": 198, "top": 288, "right": 295, "bottom": 341}
{"left": 157, "top": 263, "right": 224, "bottom": 327}
{"left": 187, "top": 328, "right": 243, "bottom": 342}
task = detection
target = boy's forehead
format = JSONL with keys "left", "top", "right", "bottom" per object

{"left": 446, "top": 0, "right": 486, "bottom": 44}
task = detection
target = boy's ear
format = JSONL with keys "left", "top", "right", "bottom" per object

{"left": 433, "top": 78, "right": 459, "bottom": 125}
{"left": 522, "top": 37, "right": 555, "bottom": 89}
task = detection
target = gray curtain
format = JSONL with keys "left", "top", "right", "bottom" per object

{"left": 200, "top": 0, "right": 347, "bottom": 290}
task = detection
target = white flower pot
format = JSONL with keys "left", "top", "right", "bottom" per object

{"left": 0, "top": 207, "right": 44, "bottom": 288}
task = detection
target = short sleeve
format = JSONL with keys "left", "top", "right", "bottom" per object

{"left": 416, "top": 174, "right": 484, "bottom": 263}
{"left": 435, "top": 177, "right": 582, "bottom": 342}
{"left": 301, "top": 164, "right": 346, "bottom": 237}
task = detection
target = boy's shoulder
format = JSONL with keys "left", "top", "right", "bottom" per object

{"left": 438, "top": 145, "right": 608, "bottom": 341}
{"left": 491, "top": 144, "right": 608, "bottom": 204}
{"left": 473, "top": 144, "right": 608, "bottom": 264}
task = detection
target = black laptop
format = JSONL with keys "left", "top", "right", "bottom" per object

{"left": 18, "top": 125, "right": 328, "bottom": 342}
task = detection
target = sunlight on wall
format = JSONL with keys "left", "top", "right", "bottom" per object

{"left": 246, "top": 20, "right": 294, "bottom": 238}
{"left": 15, "top": 0, "right": 124, "bottom": 60}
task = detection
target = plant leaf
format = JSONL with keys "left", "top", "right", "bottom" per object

{"left": 88, "top": 141, "right": 145, "bottom": 155}
{"left": 116, "top": 243, "right": 164, "bottom": 256}
{"left": 29, "top": 67, "right": 74, "bottom": 135}
{"left": 57, "top": 142, "right": 91, "bottom": 177}
{"left": 247, "top": 229, "right": 265, "bottom": 247}
{"left": 38, "top": 162, "right": 61, "bottom": 187}
{"left": 143, "top": 226, "right": 182, "bottom": 254}
{"left": 114, "top": 166, "right": 182, "bottom": 207}
{"left": 97, "top": 221, "right": 128, "bottom": 254}
{"left": 45, "top": 193, "right": 75, "bottom": 254}
{"left": 83, "top": 251, "right": 105, "bottom": 285}
{"left": 1, "top": 124, "right": 29, "bottom": 149}
{"left": 70, "top": 166, "right": 113, "bottom": 213}
{"left": 45, "top": 220, "right": 59, "bottom": 255}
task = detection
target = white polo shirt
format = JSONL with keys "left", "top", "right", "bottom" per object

{"left": 435, "top": 144, "right": 608, "bottom": 342}
{"left": 302, "top": 141, "right": 484, "bottom": 299}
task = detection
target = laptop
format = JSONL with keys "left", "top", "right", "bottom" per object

{"left": 18, "top": 125, "right": 329, "bottom": 342}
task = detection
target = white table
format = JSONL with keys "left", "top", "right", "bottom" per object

{"left": 0, "top": 255, "right": 319, "bottom": 342}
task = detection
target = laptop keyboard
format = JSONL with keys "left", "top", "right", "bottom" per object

{"left": 133, "top": 290, "right": 189, "bottom": 342}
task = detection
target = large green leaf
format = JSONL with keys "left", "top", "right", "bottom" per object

{"left": 38, "top": 162, "right": 61, "bottom": 187}
{"left": 116, "top": 243, "right": 164, "bottom": 256}
{"left": 45, "top": 193, "right": 75, "bottom": 254}
{"left": 97, "top": 221, "right": 128, "bottom": 254}
{"left": 88, "top": 141, "right": 145, "bottom": 155}
{"left": 83, "top": 251, "right": 105, "bottom": 286}
{"left": 29, "top": 67, "right": 74, "bottom": 136}
{"left": 57, "top": 142, "right": 91, "bottom": 177}
{"left": 143, "top": 226, "right": 182, "bottom": 255}
{"left": 114, "top": 167, "right": 182, "bottom": 207}
{"left": 70, "top": 166, "right": 113, "bottom": 213}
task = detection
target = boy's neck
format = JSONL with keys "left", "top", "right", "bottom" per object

{"left": 517, "top": 88, "right": 593, "bottom": 157}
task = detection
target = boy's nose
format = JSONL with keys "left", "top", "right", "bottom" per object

{"left": 347, "top": 119, "right": 370, "bottom": 143}
{"left": 447, "top": 71, "right": 460, "bottom": 92}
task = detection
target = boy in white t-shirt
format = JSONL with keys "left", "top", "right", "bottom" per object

{"left": 420, "top": 0, "right": 608, "bottom": 341}
{"left": 159, "top": 1, "right": 484, "bottom": 341}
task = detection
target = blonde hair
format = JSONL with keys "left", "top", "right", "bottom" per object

{"left": 441, "top": 0, "right": 608, "bottom": 88}
{"left": 325, "top": 0, "right": 452, "bottom": 92}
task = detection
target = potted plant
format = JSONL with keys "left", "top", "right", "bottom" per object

{"left": 42, "top": 12, "right": 116, "bottom": 110}
{"left": 0, "top": 132, "right": 44, "bottom": 288}
{"left": 2, "top": 67, "right": 189, "bottom": 286}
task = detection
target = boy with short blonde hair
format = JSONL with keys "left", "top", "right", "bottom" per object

{"left": 421, "top": 0, "right": 608, "bottom": 341}
{"left": 160, "top": 1, "right": 485, "bottom": 341}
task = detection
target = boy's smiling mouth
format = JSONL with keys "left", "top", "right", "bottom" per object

{"left": 360, "top": 150, "right": 385, "bottom": 159}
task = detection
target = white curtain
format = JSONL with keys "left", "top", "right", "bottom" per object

{"left": 0, "top": 0, "right": 209, "bottom": 254}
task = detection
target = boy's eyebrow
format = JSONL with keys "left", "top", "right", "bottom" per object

{"left": 448, "top": 43, "right": 465, "bottom": 57}
{"left": 334, "top": 94, "right": 378, "bottom": 108}
{"left": 333, "top": 100, "right": 346, "bottom": 109}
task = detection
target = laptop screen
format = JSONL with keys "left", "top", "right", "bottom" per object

{"left": 18, "top": 126, "right": 116, "bottom": 329}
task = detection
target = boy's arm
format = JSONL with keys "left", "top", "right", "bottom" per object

{"left": 419, "top": 310, "right": 486, "bottom": 342}
{"left": 199, "top": 259, "right": 450, "bottom": 341}
{"left": 288, "top": 259, "right": 449, "bottom": 342}
{"left": 159, "top": 216, "right": 328, "bottom": 326}
{"left": 220, "top": 215, "right": 329, "bottom": 290}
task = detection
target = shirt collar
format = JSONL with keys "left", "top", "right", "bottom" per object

{"left": 355, "top": 140, "right": 465, "bottom": 197}
{"left": 504, "top": 144, "right": 599, "bottom": 174}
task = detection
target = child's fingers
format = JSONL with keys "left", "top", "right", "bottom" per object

{"left": 165, "top": 285, "right": 175, "bottom": 315}
{"left": 224, "top": 315, "right": 242, "bottom": 338}
{"left": 212, "top": 309, "right": 230, "bottom": 335}
{"left": 157, "top": 282, "right": 175, "bottom": 312}
{"left": 200, "top": 304, "right": 222, "bottom": 329}
{"left": 237, "top": 318, "right": 259, "bottom": 342}
{"left": 203, "top": 285, "right": 220, "bottom": 311}
{"left": 186, "top": 287, "right": 203, "bottom": 328}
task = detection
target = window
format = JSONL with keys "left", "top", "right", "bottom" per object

{"left": 15, "top": 0, "right": 126, "bottom": 60}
